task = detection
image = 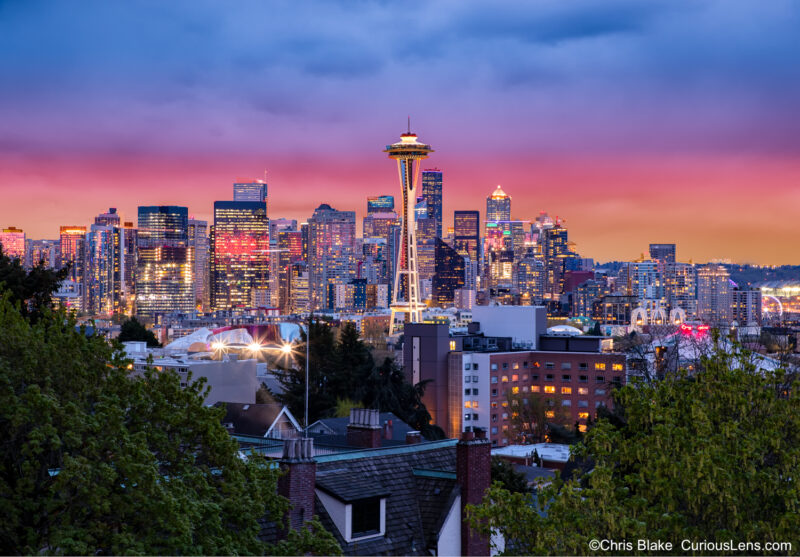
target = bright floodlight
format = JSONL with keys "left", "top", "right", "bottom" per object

{"left": 248, "top": 342, "right": 262, "bottom": 352}
{"left": 280, "top": 343, "right": 293, "bottom": 355}
{"left": 211, "top": 341, "right": 226, "bottom": 351}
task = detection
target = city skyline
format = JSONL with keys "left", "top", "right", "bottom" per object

{"left": 2, "top": 1, "right": 800, "bottom": 264}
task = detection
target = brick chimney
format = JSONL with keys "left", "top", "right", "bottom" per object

{"left": 405, "top": 430, "right": 422, "bottom": 444}
{"left": 346, "top": 408, "right": 382, "bottom": 448}
{"left": 278, "top": 438, "right": 316, "bottom": 531}
{"left": 457, "top": 427, "right": 491, "bottom": 556}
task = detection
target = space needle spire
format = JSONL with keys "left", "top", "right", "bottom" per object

{"left": 384, "top": 124, "right": 434, "bottom": 335}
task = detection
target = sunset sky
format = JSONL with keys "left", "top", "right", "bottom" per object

{"left": 1, "top": 1, "right": 799, "bottom": 264}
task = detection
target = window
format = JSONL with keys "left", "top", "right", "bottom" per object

{"left": 491, "top": 377, "right": 498, "bottom": 384}
{"left": 473, "top": 413, "right": 479, "bottom": 420}
{"left": 450, "top": 340, "right": 456, "bottom": 351}
{"left": 502, "top": 412, "right": 508, "bottom": 420}
{"left": 512, "top": 386, "right": 519, "bottom": 394}
{"left": 512, "top": 374, "right": 519, "bottom": 382}
{"left": 561, "top": 387, "right": 572, "bottom": 395}
{"left": 578, "top": 412, "right": 589, "bottom": 419}
{"left": 545, "top": 374, "right": 554, "bottom": 381}
{"left": 501, "top": 375, "right": 508, "bottom": 382}
{"left": 596, "top": 375, "right": 605, "bottom": 383}
{"left": 352, "top": 497, "right": 381, "bottom": 538}
{"left": 531, "top": 386, "right": 540, "bottom": 393}
{"left": 473, "top": 388, "right": 479, "bottom": 395}
{"left": 562, "top": 374, "right": 571, "bottom": 382}
{"left": 465, "top": 389, "right": 471, "bottom": 395}
{"left": 531, "top": 374, "right": 539, "bottom": 381}
{"left": 595, "top": 388, "right": 606, "bottom": 396}
{"left": 464, "top": 376, "right": 471, "bottom": 383}
{"left": 472, "top": 401, "right": 478, "bottom": 408}
{"left": 464, "top": 401, "right": 471, "bottom": 408}
{"left": 545, "top": 411, "right": 555, "bottom": 418}
{"left": 544, "top": 386, "right": 555, "bottom": 394}
{"left": 545, "top": 362, "right": 554, "bottom": 369}
{"left": 579, "top": 362, "right": 588, "bottom": 370}
{"left": 613, "top": 376, "right": 622, "bottom": 386}
{"left": 491, "top": 402, "right": 497, "bottom": 408}
{"left": 578, "top": 387, "right": 589, "bottom": 395}
{"left": 491, "top": 363, "right": 498, "bottom": 370}
{"left": 522, "top": 374, "right": 528, "bottom": 381}
{"left": 561, "top": 362, "right": 572, "bottom": 370}
{"left": 464, "top": 413, "right": 471, "bottom": 421}
{"left": 512, "top": 362, "right": 519, "bottom": 370}
{"left": 464, "top": 363, "right": 471, "bottom": 371}
{"left": 612, "top": 363, "right": 623, "bottom": 371}
{"left": 491, "top": 426, "right": 498, "bottom": 434}
{"left": 502, "top": 362, "right": 508, "bottom": 369}
{"left": 501, "top": 401, "right": 509, "bottom": 407}
{"left": 595, "top": 363, "right": 606, "bottom": 370}
{"left": 579, "top": 375, "right": 588, "bottom": 383}
{"left": 473, "top": 363, "right": 480, "bottom": 370}
{"left": 578, "top": 400, "right": 589, "bottom": 408}
{"left": 472, "top": 375, "right": 479, "bottom": 382}
{"left": 523, "top": 361, "right": 529, "bottom": 368}
{"left": 492, "top": 414, "right": 497, "bottom": 422}
{"left": 579, "top": 424, "right": 587, "bottom": 433}
{"left": 595, "top": 401, "right": 605, "bottom": 408}
{"left": 562, "top": 400, "right": 571, "bottom": 407}
{"left": 492, "top": 389, "right": 497, "bottom": 397}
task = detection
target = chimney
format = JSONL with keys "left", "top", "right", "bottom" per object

{"left": 346, "top": 408, "right": 381, "bottom": 449}
{"left": 383, "top": 419, "right": 394, "bottom": 440}
{"left": 278, "top": 438, "right": 316, "bottom": 531}
{"left": 457, "top": 427, "right": 491, "bottom": 556}
{"left": 405, "top": 430, "right": 422, "bottom": 444}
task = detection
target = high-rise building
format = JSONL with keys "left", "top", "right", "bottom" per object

{"left": 731, "top": 287, "right": 762, "bottom": 326}
{"left": 486, "top": 185, "right": 511, "bottom": 223}
{"left": 0, "top": 227, "right": 25, "bottom": 259}
{"left": 363, "top": 211, "right": 399, "bottom": 240}
{"left": 367, "top": 195, "right": 395, "bottom": 214}
{"left": 541, "top": 224, "right": 570, "bottom": 299}
{"left": 136, "top": 206, "right": 194, "bottom": 318}
{"left": 233, "top": 179, "right": 268, "bottom": 203}
{"left": 432, "top": 238, "right": 465, "bottom": 308}
{"left": 454, "top": 210, "right": 480, "bottom": 265}
{"left": 95, "top": 208, "right": 121, "bottom": 227}
{"left": 188, "top": 219, "right": 208, "bottom": 309}
{"left": 85, "top": 223, "right": 116, "bottom": 315}
{"left": 307, "top": 203, "right": 356, "bottom": 310}
{"left": 697, "top": 263, "right": 732, "bottom": 325}
{"left": 25, "top": 239, "right": 59, "bottom": 270}
{"left": 210, "top": 201, "right": 269, "bottom": 310}
{"left": 515, "top": 250, "right": 546, "bottom": 304}
{"left": 664, "top": 262, "right": 696, "bottom": 317}
{"left": 649, "top": 243, "right": 676, "bottom": 263}
{"left": 421, "top": 169, "right": 443, "bottom": 239}
{"left": 277, "top": 229, "right": 303, "bottom": 312}
{"left": 384, "top": 128, "right": 433, "bottom": 334}
{"left": 59, "top": 226, "right": 87, "bottom": 310}
{"left": 416, "top": 217, "right": 437, "bottom": 281}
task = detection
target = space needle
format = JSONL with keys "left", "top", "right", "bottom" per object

{"left": 384, "top": 122, "right": 433, "bottom": 335}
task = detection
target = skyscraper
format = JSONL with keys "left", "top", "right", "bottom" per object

{"left": 384, "top": 127, "right": 433, "bottom": 334}
{"left": 649, "top": 243, "right": 676, "bottom": 263}
{"left": 210, "top": 201, "right": 269, "bottom": 310}
{"left": 136, "top": 206, "right": 194, "bottom": 318}
{"left": 486, "top": 185, "right": 511, "bottom": 223}
{"left": 454, "top": 210, "right": 480, "bottom": 264}
{"left": 25, "top": 239, "right": 59, "bottom": 270}
{"left": 367, "top": 195, "right": 395, "bottom": 214}
{"left": 421, "top": 169, "right": 443, "bottom": 239}
{"left": 432, "top": 238, "right": 464, "bottom": 308}
{"left": 0, "top": 227, "right": 25, "bottom": 259}
{"left": 59, "top": 226, "right": 87, "bottom": 310}
{"left": 233, "top": 179, "right": 268, "bottom": 203}
{"left": 188, "top": 218, "right": 208, "bottom": 309}
{"left": 84, "top": 208, "right": 136, "bottom": 316}
{"left": 307, "top": 203, "right": 356, "bottom": 310}
{"left": 697, "top": 263, "right": 732, "bottom": 325}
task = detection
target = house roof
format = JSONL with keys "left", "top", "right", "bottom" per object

{"left": 315, "top": 468, "right": 392, "bottom": 502}
{"left": 307, "top": 412, "right": 415, "bottom": 442}
{"left": 217, "top": 402, "right": 290, "bottom": 437}
{"left": 313, "top": 443, "right": 458, "bottom": 555}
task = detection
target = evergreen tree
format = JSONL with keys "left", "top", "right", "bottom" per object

{"left": 491, "top": 457, "right": 530, "bottom": 494}
{"left": 0, "top": 245, "right": 67, "bottom": 323}
{"left": 117, "top": 317, "right": 160, "bottom": 347}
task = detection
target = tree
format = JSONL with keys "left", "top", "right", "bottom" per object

{"left": 0, "top": 245, "right": 68, "bottom": 323}
{"left": 468, "top": 346, "right": 800, "bottom": 555}
{"left": 505, "top": 390, "right": 569, "bottom": 445}
{"left": 491, "top": 457, "right": 530, "bottom": 494}
{"left": 332, "top": 321, "right": 374, "bottom": 396}
{"left": 117, "top": 316, "right": 161, "bottom": 347}
{"left": 0, "top": 293, "right": 339, "bottom": 554}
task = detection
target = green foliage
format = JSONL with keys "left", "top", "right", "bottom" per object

{"left": 0, "top": 245, "right": 68, "bottom": 323}
{"left": 0, "top": 294, "right": 339, "bottom": 554}
{"left": 334, "top": 398, "right": 363, "bottom": 418}
{"left": 118, "top": 316, "right": 161, "bottom": 347}
{"left": 505, "top": 390, "right": 570, "bottom": 444}
{"left": 275, "top": 320, "right": 443, "bottom": 438}
{"left": 491, "top": 457, "right": 530, "bottom": 494}
{"left": 271, "top": 517, "right": 343, "bottom": 556}
{"left": 469, "top": 347, "right": 800, "bottom": 555}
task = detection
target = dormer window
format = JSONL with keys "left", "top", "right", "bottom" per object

{"left": 352, "top": 497, "right": 381, "bottom": 538}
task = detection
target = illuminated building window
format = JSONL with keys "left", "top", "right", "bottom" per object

{"left": 579, "top": 424, "right": 587, "bottom": 433}
{"left": 472, "top": 401, "right": 478, "bottom": 408}
{"left": 612, "top": 363, "right": 623, "bottom": 371}
{"left": 522, "top": 385, "right": 528, "bottom": 392}
{"left": 531, "top": 386, "right": 540, "bottom": 393}
{"left": 464, "top": 401, "right": 471, "bottom": 408}
{"left": 450, "top": 341, "right": 456, "bottom": 351}
{"left": 511, "top": 374, "right": 518, "bottom": 382}
{"left": 595, "top": 363, "right": 606, "bottom": 370}
{"left": 501, "top": 401, "right": 508, "bottom": 407}
{"left": 545, "top": 411, "right": 555, "bottom": 419}
{"left": 491, "top": 402, "right": 497, "bottom": 408}
{"left": 578, "top": 412, "right": 589, "bottom": 419}
{"left": 578, "top": 388, "right": 589, "bottom": 395}
{"left": 512, "top": 362, "right": 519, "bottom": 370}
{"left": 512, "top": 386, "right": 519, "bottom": 394}
{"left": 544, "top": 386, "right": 555, "bottom": 394}
{"left": 501, "top": 376, "right": 508, "bottom": 382}
{"left": 522, "top": 374, "right": 528, "bottom": 381}
{"left": 502, "top": 425, "right": 508, "bottom": 431}
{"left": 502, "top": 413, "right": 508, "bottom": 420}
{"left": 561, "top": 387, "right": 572, "bottom": 395}
{"left": 562, "top": 400, "right": 571, "bottom": 406}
